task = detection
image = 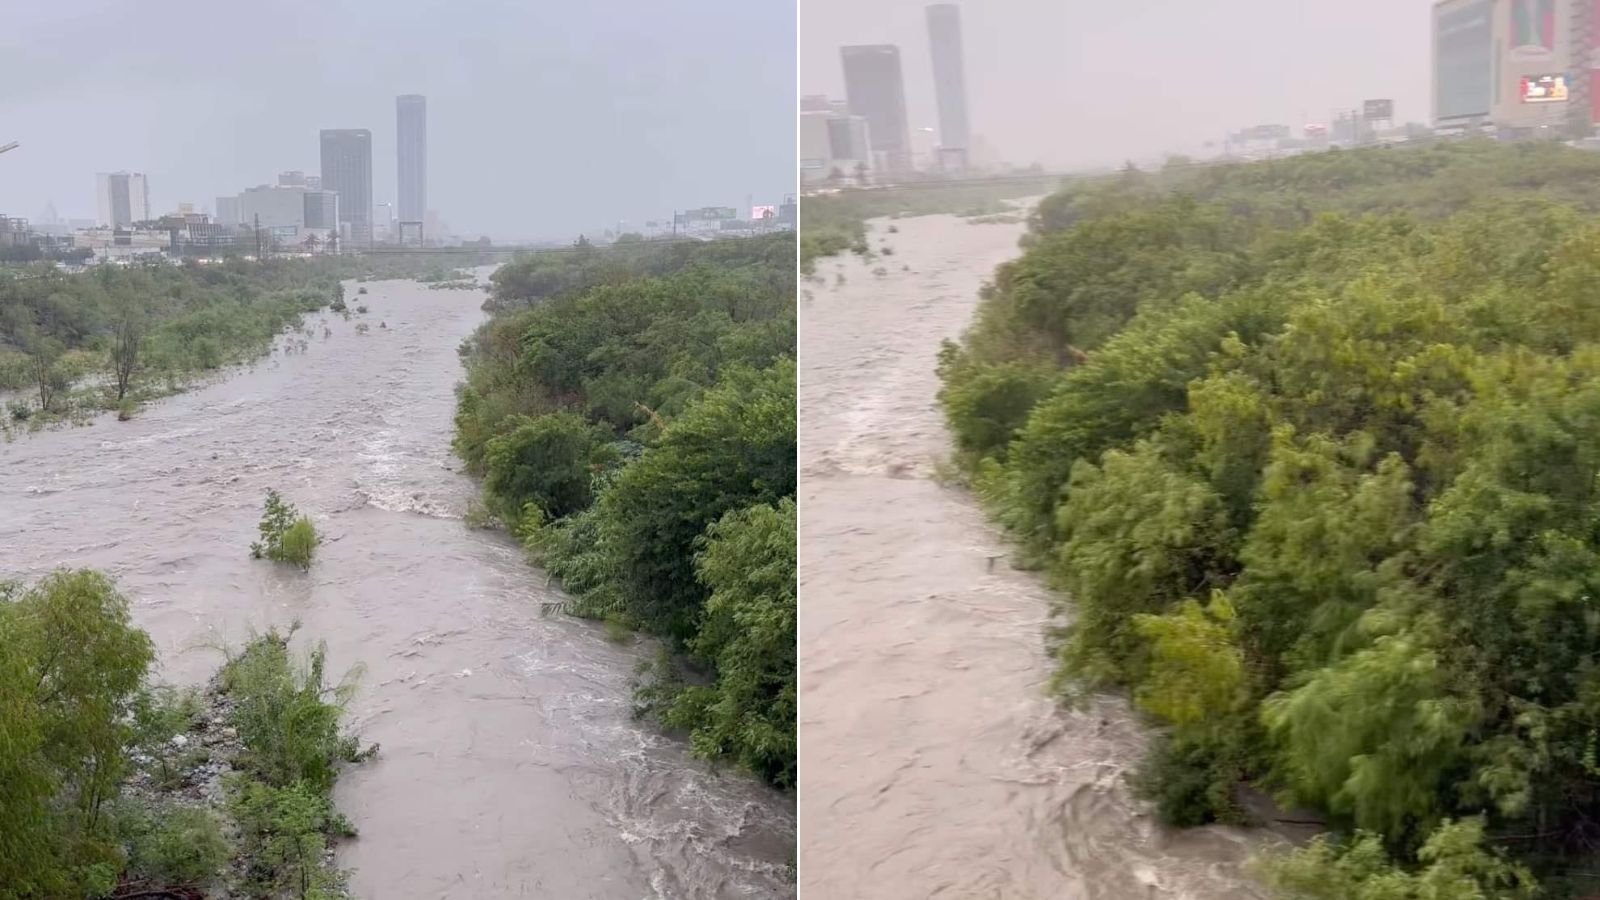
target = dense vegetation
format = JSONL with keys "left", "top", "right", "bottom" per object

{"left": 0, "top": 253, "right": 493, "bottom": 431}
{"left": 800, "top": 172, "right": 1066, "bottom": 273}
{"left": 0, "top": 571, "right": 368, "bottom": 899}
{"left": 936, "top": 140, "right": 1600, "bottom": 895}
{"left": 454, "top": 234, "right": 797, "bottom": 787}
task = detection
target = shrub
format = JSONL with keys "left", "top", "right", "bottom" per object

{"left": 117, "top": 800, "right": 230, "bottom": 886}
{"left": 251, "top": 490, "right": 319, "bottom": 570}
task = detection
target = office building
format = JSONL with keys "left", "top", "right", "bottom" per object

{"left": 396, "top": 94, "right": 427, "bottom": 224}
{"left": 320, "top": 129, "right": 373, "bottom": 244}
{"left": 278, "top": 170, "right": 308, "bottom": 187}
{"left": 828, "top": 115, "right": 873, "bottom": 166}
{"left": 303, "top": 191, "right": 339, "bottom": 230}
{"left": 801, "top": 112, "right": 834, "bottom": 183}
{"left": 1431, "top": 0, "right": 1600, "bottom": 134}
{"left": 215, "top": 195, "right": 241, "bottom": 226}
{"left": 841, "top": 45, "right": 912, "bottom": 173}
{"left": 96, "top": 172, "right": 150, "bottom": 228}
{"left": 926, "top": 4, "right": 972, "bottom": 167}
{"left": 238, "top": 185, "right": 306, "bottom": 231}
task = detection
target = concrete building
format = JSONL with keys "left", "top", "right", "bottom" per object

{"left": 278, "top": 171, "right": 308, "bottom": 187}
{"left": 319, "top": 129, "right": 373, "bottom": 244}
{"left": 1432, "top": 0, "right": 1600, "bottom": 134}
{"left": 926, "top": 4, "right": 972, "bottom": 168}
{"left": 96, "top": 172, "right": 150, "bottom": 227}
{"left": 215, "top": 195, "right": 241, "bottom": 226}
{"left": 801, "top": 112, "right": 834, "bottom": 183}
{"left": 841, "top": 45, "right": 913, "bottom": 174}
{"left": 302, "top": 190, "right": 339, "bottom": 230}
{"left": 238, "top": 185, "right": 306, "bottom": 231}
{"left": 396, "top": 94, "right": 427, "bottom": 225}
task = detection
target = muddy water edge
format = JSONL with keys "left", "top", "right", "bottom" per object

{"left": 798, "top": 211, "right": 1267, "bottom": 899}
{"left": 0, "top": 270, "right": 795, "bottom": 899}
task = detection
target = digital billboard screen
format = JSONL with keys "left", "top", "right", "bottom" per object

{"left": 1434, "top": 0, "right": 1494, "bottom": 121}
{"left": 1363, "top": 99, "right": 1394, "bottom": 120}
{"left": 1521, "top": 73, "right": 1570, "bottom": 102}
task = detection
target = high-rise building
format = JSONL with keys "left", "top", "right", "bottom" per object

{"left": 238, "top": 185, "right": 306, "bottom": 231}
{"left": 303, "top": 191, "right": 339, "bottom": 230}
{"left": 215, "top": 195, "right": 240, "bottom": 226}
{"left": 841, "top": 45, "right": 912, "bottom": 174}
{"left": 320, "top": 129, "right": 373, "bottom": 244}
{"left": 926, "top": 4, "right": 972, "bottom": 167}
{"left": 96, "top": 172, "right": 150, "bottom": 228}
{"left": 396, "top": 94, "right": 427, "bottom": 224}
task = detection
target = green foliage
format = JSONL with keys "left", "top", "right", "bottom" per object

{"left": 0, "top": 257, "right": 341, "bottom": 421}
{"left": 484, "top": 412, "right": 608, "bottom": 520}
{"left": 116, "top": 800, "right": 230, "bottom": 886}
{"left": 937, "top": 141, "right": 1600, "bottom": 880}
{"left": 251, "top": 489, "right": 319, "bottom": 569}
{"left": 660, "top": 499, "right": 797, "bottom": 788}
{"left": 454, "top": 236, "right": 797, "bottom": 785}
{"left": 0, "top": 570, "right": 155, "bottom": 898}
{"left": 1257, "top": 818, "right": 1536, "bottom": 900}
{"left": 222, "top": 629, "right": 369, "bottom": 898}
{"left": 221, "top": 629, "right": 368, "bottom": 794}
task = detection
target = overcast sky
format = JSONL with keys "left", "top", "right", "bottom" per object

{"left": 802, "top": 0, "right": 1432, "bottom": 168}
{"left": 0, "top": 0, "right": 795, "bottom": 242}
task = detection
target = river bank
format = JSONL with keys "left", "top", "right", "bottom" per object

{"left": 798, "top": 210, "right": 1263, "bottom": 898}
{"left": 0, "top": 271, "right": 794, "bottom": 898}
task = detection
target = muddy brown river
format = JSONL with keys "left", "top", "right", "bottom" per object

{"left": 0, "top": 270, "right": 794, "bottom": 899}
{"left": 798, "top": 211, "right": 1264, "bottom": 899}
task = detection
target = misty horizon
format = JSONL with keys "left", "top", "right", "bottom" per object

{"left": 803, "top": 0, "right": 1433, "bottom": 170}
{"left": 1, "top": 0, "right": 794, "bottom": 243}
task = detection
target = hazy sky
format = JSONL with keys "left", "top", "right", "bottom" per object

{"left": 803, "top": 0, "right": 1433, "bottom": 168}
{"left": 1, "top": 0, "right": 795, "bottom": 242}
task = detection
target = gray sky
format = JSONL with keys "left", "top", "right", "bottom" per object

{"left": 1, "top": 0, "right": 795, "bottom": 242}
{"left": 803, "top": 0, "right": 1432, "bottom": 169}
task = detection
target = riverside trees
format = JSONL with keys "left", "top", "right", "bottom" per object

{"left": 936, "top": 140, "right": 1600, "bottom": 893}
{"left": 453, "top": 234, "right": 798, "bottom": 787}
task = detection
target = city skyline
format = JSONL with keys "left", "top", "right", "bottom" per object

{"left": 803, "top": 0, "right": 1432, "bottom": 170}
{"left": 1, "top": 0, "right": 792, "bottom": 242}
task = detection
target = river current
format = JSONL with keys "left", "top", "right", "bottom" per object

{"left": 0, "top": 270, "right": 794, "bottom": 899}
{"left": 798, "top": 211, "right": 1265, "bottom": 898}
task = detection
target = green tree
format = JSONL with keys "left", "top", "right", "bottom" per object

{"left": 663, "top": 499, "right": 797, "bottom": 787}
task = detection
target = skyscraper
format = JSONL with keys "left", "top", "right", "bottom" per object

{"left": 396, "top": 95, "right": 427, "bottom": 226}
{"left": 926, "top": 4, "right": 972, "bottom": 168}
{"left": 96, "top": 172, "right": 150, "bottom": 227}
{"left": 319, "top": 129, "right": 373, "bottom": 244}
{"left": 840, "top": 45, "right": 912, "bottom": 174}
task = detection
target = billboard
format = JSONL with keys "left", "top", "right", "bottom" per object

{"left": 1363, "top": 98, "right": 1395, "bottom": 120}
{"left": 751, "top": 205, "right": 778, "bottom": 220}
{"left": 1434, "top": 0, "right": 1495, "bottom": 121}
{"left": 1509, "top": 0, "right": 1557, "bottom": 58}
{"left": 1522, "top": 72, "right": 1570, "bottom": 102}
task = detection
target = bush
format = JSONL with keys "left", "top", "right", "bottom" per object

{"left": 251, "top": 489, "right": 319, "bottom": 569}
{"left": 117, "top": 800, "right": 230, "bottom": 886}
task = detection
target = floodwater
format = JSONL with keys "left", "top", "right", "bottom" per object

{"left": 798, "top": 212, "right": 1265, "bottom": 898}
{"left": 0, "top": 271, "right": 794, "bottom": 899}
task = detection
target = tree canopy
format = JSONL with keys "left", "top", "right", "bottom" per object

{"left": 938, "top": 139, "right": 1600, "bottom": 891}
